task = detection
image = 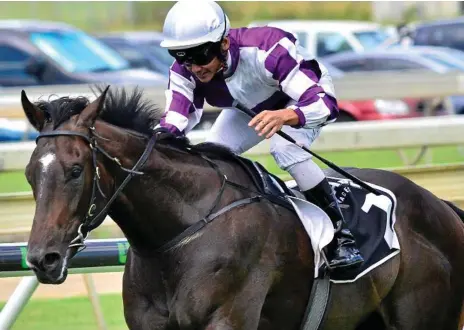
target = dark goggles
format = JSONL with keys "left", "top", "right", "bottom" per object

{"left": 168, "top": 41, "right": 221, "bottom": 66}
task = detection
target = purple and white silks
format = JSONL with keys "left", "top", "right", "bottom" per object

{"left": 158, "top": 26, "right": 339, "bottom": 136}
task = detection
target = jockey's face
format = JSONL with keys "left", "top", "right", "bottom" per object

{"left": 186, "top": 38, "right": 230, "bottom": 83}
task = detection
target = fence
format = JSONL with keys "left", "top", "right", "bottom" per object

{"left": 1, "top": 70, "right": 463, "bottom": 121}
{"left": 0, "top": 239, "right": 127, "bottom": 329}
{"left": 2, "top": 115, "right": 464, "bottom": 172}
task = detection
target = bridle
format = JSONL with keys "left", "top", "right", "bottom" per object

{"left": 36, "top": 126, "right": 157, "bottom": 251}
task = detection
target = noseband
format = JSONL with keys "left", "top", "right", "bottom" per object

{"left": 36, "top": 127, "right": 157, "bottom": 251}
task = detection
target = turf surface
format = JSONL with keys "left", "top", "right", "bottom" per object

{"left": 0, "top": 294, "right": 126, "bottom": 330}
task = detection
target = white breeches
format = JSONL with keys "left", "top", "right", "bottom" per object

{"left": 205, "top": 108, "right": 326, "bottom": 190}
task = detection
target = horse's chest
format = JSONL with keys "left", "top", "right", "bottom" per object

{"left": 170, "top": 270, "right": 236, "bottom": 320}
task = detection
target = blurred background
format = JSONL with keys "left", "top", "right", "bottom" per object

{"left": 0, "top": 2, "right": 463, "bottom": 330}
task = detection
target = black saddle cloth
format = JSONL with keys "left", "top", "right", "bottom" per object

{"left": 324, "top": 177, "right": 398, "bottom": 282}
{"left": 233, "top": 157, "right": 399, "bottom": 282}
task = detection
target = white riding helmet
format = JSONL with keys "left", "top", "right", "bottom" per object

{"left": 160, "top": 1, "right": 230, "bottom": 50}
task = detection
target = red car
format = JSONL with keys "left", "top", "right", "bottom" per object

{"left": 336, "top": 97, "right": 424, "bottom": 122}
{"left": 321, "top": 62, "right": 426, "bottom": 122}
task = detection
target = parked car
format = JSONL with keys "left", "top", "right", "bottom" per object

{"left": 322, "top": 49, "right": 455, "bottom": 73}
{"left": 323, "top": 49, "right": 464, "bottom": 114}
{"left": 0, "top": 20, "right": 167, "bottom": 87}
{"left": 320, "top": 61, "right": 422, "bottom": 121}
{"left": 389, "top": 45, "right": 464, "bottom": 71}
{"left": 248, "top": 20, "right": 391, "bottom": 57}
{"left": 96, "top": 31, "right": 173, "bottom": 76}
{"left": 411, "top": 17, "right": 464, "bottom": 52}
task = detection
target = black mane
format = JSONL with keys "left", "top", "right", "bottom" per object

{"left": 35, "top": 86, "right": 161, "bottom": 135}
{"left": 34, "top": 86, "right": 236, "bottom": 159}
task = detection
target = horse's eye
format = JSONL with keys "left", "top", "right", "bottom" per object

{"left": 71, "top": 166, "right": 83, "bottom": 179}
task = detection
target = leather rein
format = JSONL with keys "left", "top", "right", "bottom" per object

{"left": 35, "top": 127, "right": 265, "bottom": 254}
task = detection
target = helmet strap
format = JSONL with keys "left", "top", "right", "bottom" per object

{"left": 218, "top": 11, "right": 228, "bottom": 69}
{"left": 219, "top": 44, "right": 228, "bottom": 70}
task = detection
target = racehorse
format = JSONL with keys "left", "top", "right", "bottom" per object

{"left": 23, "top": 86, "right": 464, "bottom": 329}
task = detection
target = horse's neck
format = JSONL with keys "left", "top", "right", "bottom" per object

{"left": 95, "top": 123, "right": 250, "bottom": 253}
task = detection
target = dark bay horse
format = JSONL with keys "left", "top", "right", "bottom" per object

{"left": 22, "top": 87, "right": 464, "bottom": 329}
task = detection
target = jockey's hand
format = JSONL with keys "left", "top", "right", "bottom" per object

{"left": 248, "top": 108, "right": 300, "bottom": 139}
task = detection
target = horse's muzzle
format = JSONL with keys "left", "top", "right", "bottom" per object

{"left": 27, "top": 250, "right": 68, "bottom": 284}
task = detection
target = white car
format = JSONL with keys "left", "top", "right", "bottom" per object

{"left": 248, "top": 20, "right": 392, "bottom": 57}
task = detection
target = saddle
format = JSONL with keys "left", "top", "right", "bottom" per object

{"left": 232, "top": 155, "right": 298, "bottom": 210}
{"left": 233, "top": 156, "right": 400, "bottom": 282}
{"left": 235, "top": 156, "right": 304, "bottom": 198}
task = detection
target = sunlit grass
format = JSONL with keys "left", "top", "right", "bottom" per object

{"left": 0, "top": 294, "right": 127, "bottom": 330}
{"left": 1, "top": 146, "right": 463, "bottom": 194}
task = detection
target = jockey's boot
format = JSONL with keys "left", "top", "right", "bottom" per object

{"left": 303, "top": 178, "right": 364, "bottom": 270}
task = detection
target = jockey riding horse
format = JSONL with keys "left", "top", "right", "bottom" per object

{"left": 156, "top": 1, "right": 363, "bottom": 271}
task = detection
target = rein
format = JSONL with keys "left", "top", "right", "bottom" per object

{"left": 156, "top": 150, "right": 265, "bottom": 253}
{"left": 36, "top": 128, "right": 157, "bottom": 251}
{"left": 36, "top": 127, "right": 274, "bottom": 255}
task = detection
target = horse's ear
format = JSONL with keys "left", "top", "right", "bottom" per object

{"left": 21, "top": 90, "right": 45, "bottom": 131}
{"left": 77, "top": 85, "right": 110, "bottom": 127}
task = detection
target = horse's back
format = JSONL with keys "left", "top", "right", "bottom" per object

{"left": 323, "top": 167, "right": 408, "bottom": 190}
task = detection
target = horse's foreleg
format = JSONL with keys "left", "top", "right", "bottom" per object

{"left": 205, "top": 267, "right": 273, "bottom": 330}
{"left": 123, "top": 295, "right": 169, "bottom": 330}
{"left": 122, "top": 252, "right": 170, "bottom": 330}
{"left": 123, "top": 279, "right": 170, "bottom": 330}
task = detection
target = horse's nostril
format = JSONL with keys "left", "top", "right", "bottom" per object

{"left": 27, "top": 255, "right": 40, "bottom": 271}
{"left": 42, "top": 252, "right": 62, "bottom": 271}
{"left": 27, "top": 251, "right": 62, "bottom": 273}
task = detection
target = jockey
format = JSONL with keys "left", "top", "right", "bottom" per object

{"left": 157, "top": 1, "right": 364, "bottom": 270}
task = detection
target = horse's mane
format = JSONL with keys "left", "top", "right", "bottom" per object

{"left": 34, "top": 86, "right": 236, "bottom": 159}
